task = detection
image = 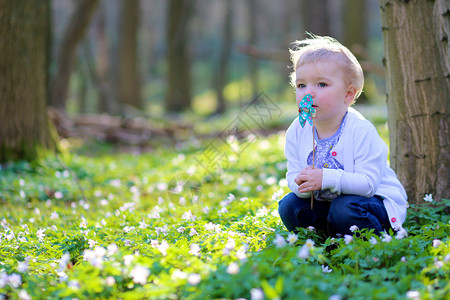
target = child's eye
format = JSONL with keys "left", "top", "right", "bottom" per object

{"left": 318, "top": 82, "right": 327, "bottom": 87}
{"left": 297, "top": 83, "right": 306, "bottom": 88}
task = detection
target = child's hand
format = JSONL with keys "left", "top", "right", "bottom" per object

{"left": 296, "top": 166, "right": 323, "bottom": 193}
{"left": 294, "top": 165, "right": 314, "bottom": 185}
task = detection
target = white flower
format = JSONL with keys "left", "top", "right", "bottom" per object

{"left": 187, "top": 273, "right": 201, "bottom": 285}
{"left": 172, "top": 269, "right": 187, "bottom": 280}
{"left": 236, "top": 248, "right": 247, "bottom": 260}
{"left": 304, "top": 238, "right": 315, "bottom": 248}
{"left": 432, "top": 239, "right": 442, "bottom": 248}
{"left": 204, "top": 222, "right": 216, "bottom": 231}
{"left": 130, "top": 265, "right": 150, "bottom": 285}
{"left": 110, "top": 179, "right": 121, "bottom": 187}
{"left": 88, "top": 239, "right": 97, "bottom": 248}
{"left": 256, "top": 206, "right": 268, "bottom": 217}
{"left": 181, "top": 210, "right": 193, "bottom": 221}
{"left": 406, "top": 290, "right": 420, "bottom": 299}
{"left": 307, "top": 226, "right": 315, "bottom": 232}
{"left": 344, "top": 235, "right": 353, "bottom": 245}
{"left": 158, "top": 240, "right": 169, "bottom": 256}
{"left": 349, "top": 225, "right": 359, "bottom": 232}
{"left": 107, "top": 243, "right": 118, "bottom": 255}
{"left": 218, "top": 207, "right": 228, "bottom": 215}
{"left": 250, "top": 288, "right": 265, "bottom": 300}
{"left": 50, "top": 212, "right": 59, "bottom": 220}
{"left": 287, "top": 233, "right": 298, "bottom": 244}
{"left": 423, "top": 193, "right": 433, "bottom": 202}
{"left": 381, "top": 233, "right": 392, "bottom": 243}
{"left": 395, "top": 228, "right": 408, "bottom": 240}
{"left": 265, "top": 176, "right": 277, "bottom": 185}
{"left": 123, "top": 255, "right": 134, "bottom": 266}
{"left": 54, "top": 191, "right": 63, "bottom": 199}
{"left": 189, "top": 228, "right": 198, "bottom": 236}
{"left": 94, "top": 246, "right": 106, "bottom": 258}
{"left": 79, "top": 220, "right": 87, "bottom": 228}
{"left": 226, "top": 262, "right": 240, "bottom": 275}
{"left": 297, "top": 247, "right": 309, "bottom": 259}
{"left": 105, "top": 276, "right": 115, "bottom": 286}
{"left": 273, "top": 234, "right": 287, "bottom": 248}
{"left": 17, "top": 261, "right": 29, "bottom": 273}
{"left": 150, "top": 240, "right": 159, "bottom": 248}
{"left": 58, "top": 252, "right": 71, "bottom": 271}
{"left": 36, "top": 228, "right": 46, "bottom": 241}
{"left": 18, "top": 289, "right": 31, "bottom": 300}
{"left": 189, "top": 244, "right": 201, "bottom": 257}
{"left": 298, "top": 239, "right": 314, "bottom": 259}
{"left": 123, "top": 226, "right": 134, "bottom": 233}
{"left": 225, "top": 238, "right": 236, "bottom": 250}
{"left": 177, "top": 226, "right": 185, "bottom": 233}
{"left": 8, "top": 273, "right": 22, "bottom": 288}
{"left": 369, "top": 237, "right": 378, "bottom": 245}
{"left": 155, "top": 225, "right": 168, "bottom": 236}
{"left": 68, "top": 280, "right": 80, "bottom": 290}
{"left": 321, "top": 265, "right": 333, "bottom": 273}
{"left": 0, "top": 272, "right": 8, "bottom": 288}
{"left": 138, "top": 220, "right": 148, "bottom": 229}
{"left": 6, "top": 231, "right": 15, "bottom": 240}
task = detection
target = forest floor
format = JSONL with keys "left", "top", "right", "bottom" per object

{"left": 0, "top": 106, "right": 448, "bottom": 299}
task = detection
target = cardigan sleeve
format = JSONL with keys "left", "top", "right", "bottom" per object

{"left": 285, "top": 121, "right": 312, "bottom": 198}
{"left": 321, "top": 121, "right": 386, "bottom": 197}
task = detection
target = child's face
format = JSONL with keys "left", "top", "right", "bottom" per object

{"left": 295, "top": 60, "right": 355, "bottom": 126}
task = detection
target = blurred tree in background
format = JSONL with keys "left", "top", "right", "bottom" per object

{"left": 165, "top": 0, "right": 194, "bottom": 112}
{"left": 50, "top": 0, "right": 100, "bottom": 110}
{"left": 49, "top": 0, "right": 383, "bottom": 116}
{"left": 0, "top": 0, "right": 58, "bottom": 162}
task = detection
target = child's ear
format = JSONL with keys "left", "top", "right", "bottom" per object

{"left": 344, "top": 85, "right": 357, "bottom": 104}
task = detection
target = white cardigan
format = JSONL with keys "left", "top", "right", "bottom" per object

{"left": 285, "top": 107, "right": 408, "bottom": 230}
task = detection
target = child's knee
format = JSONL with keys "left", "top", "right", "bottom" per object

{"left": 328, "top": 195, "right": 359, "bottom": 224}
{"left": 278, "top": 193, "right": 296, "bottom": 216}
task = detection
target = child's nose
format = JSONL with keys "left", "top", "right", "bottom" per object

{"left": 305, "top": 88, "right": 315, "bottom": 98}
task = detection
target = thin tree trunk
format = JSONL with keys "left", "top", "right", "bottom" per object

{"left": 95, "top": 4, "right": 112, "bottom": 114}
{"left": 0, "top": 0, "right": 58, "bottom": 162}
{"left": 50, "top": 0, "right": 100, "bottom": 110}
{"left": 247, "top": 0, "right": 258, "bottom": 98}
{"left": 379, "top": 0, "right": 449, "bottom": 203}
{"left": 214, "top": 0, "right": 232, "bottom": 114}
{"left": 342, "top": 0, "right": 368, "bottom": 102}
{"left": 118, "top": 0, "right": 142, "bottom": 110}
{"left": 165, "top": 0, "right": 193, "bottom": 112}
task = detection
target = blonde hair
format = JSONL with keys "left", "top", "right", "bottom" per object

{"left": 289, "top": 34, "right": 364, "bottom": 101}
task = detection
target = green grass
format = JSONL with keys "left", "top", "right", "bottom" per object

{"left": 0, "top": 112, "right": 448, "bottom": 299}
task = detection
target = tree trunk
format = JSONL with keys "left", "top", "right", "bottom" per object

{"left": 342, "top": 0, "right": 368, "bottom": 102}
{"left": 214, "top": 0, "right": 233, "bottom": 114}
{"left": 379, "top": 0, "right": 449, "bottom": 203}
{"left": 95, "top": 4, "right": 113, "bottom": 114}
{"left": 50, "top": 0, "right": 100, "bottom": 110}
{"left": 0, "top": 0, "right": 58, "bottom": 162}
{"left": 165, "top": 0, "right": 193, "bottom": 112}
{"left": 118, "top": 0, "right": 142, "bottom": 110}
{"left": 247, "top": 0, "right": 259, "bottom": 98}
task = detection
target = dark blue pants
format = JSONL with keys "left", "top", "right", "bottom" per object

{"left": 278, "top": 193, "right": 391, "bottom": 235}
